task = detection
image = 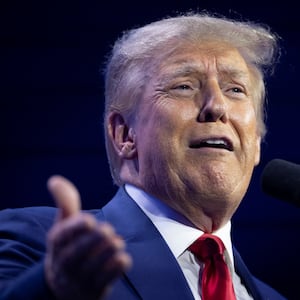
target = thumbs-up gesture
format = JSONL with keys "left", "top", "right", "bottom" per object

{"left": 44, "top": 176, "right": 132, "bottom": 300}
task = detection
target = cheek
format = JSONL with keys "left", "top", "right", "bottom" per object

{"left": 139, "top": 107, "right": 190, "bottom": 167}
{"left": 136, "top": 108, "right": 177, "bottom": 153}
{"left": 232, "top": 103, "right": 258, "bottom": 137}
{"left": 151, "top": 101, "right": 194, "bottom": 136}
{"left": 231, "top": 104, "right": 260, "bottom": 158}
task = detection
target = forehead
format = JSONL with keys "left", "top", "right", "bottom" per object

{"left": 155, "top": 41, "right": 251, "bottom": 79}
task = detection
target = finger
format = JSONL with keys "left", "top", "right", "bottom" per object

{"left": 47, "top": 220, "right": 132, "bottom": 296}
{"left": 47, "top": 213, "right": 97, "bottom": 255}
{"left": 50, "top": 221, "right": 120, "bottom": 267}
{"left": 47, "top": 216, "right": 117, "bottom": 263}
{"left": 92, "top": 251, "right": 132, "bottom": 290}
{"left": 77, "top": 224, "right": 132, "bottom": 282}
{"left": 47, "top": 175, "right": 81, "bottom": 220}
{"left": 60, "top": 229, "right": 125, "bottom": 274}
{"left": 70, "top": 236, "right": 132, "bottom": 289}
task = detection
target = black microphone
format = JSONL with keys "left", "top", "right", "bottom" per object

{"left": 261, "top": 159, "right": 300, "bottom": 207}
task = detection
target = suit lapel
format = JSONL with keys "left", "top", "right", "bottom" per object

{"left": 100, "top": 187, "right": 194, "bottom": 300}
{"left": 234, "top": 248, "right": 264, "bottom": 300}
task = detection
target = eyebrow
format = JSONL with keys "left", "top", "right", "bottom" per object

{"left": 217, "top": 66, "right": 250, "bottom": 81}
{"left": 160, "top": 61, "right": 250, "bottom": 83}
{"left": 158, "top": 63, "right": 204, "bottom": 85}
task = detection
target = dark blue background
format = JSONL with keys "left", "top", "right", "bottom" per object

{"left": 1, "top": 1, "right": 299, "bottom": 299}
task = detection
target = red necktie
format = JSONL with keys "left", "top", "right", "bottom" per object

{"left": 189, "top": 234, "right": 236, "bottom": 300}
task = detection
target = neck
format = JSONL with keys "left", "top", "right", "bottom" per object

{"left": 164, "top": 199, "right": 233, "bottom": 232}
{"left": 126, "top": 182, "right": 235, "bottom": 233}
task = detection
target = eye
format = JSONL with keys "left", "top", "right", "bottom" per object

{"left": 173, "top": 84, "right": 193, "bottom": 90}
{"left": 225, "top": 85, "right": 247, "bottom": 99}
{"left": 169, "top": 83, "right": 197, "bottom": 98}
{"left": 230, "top": 87, "right": 243, "bottom": 93}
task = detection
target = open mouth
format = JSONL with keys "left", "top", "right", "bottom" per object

{"left": 189, "top": 138, "right": 234, "bottom": 151}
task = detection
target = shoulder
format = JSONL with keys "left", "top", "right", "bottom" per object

{"left": 253, "top": 277, "right": 288, "bottom": 300}
{"left": 0, "top": 206, "right": 104, "bottom": 259}
{"left": 0, "top": 206, "right": 57, "bottom": 232}
{"left": 0, "top": 206, "right": 59, "bottom": 251}
{"left": 233, "top": 247, "right": 287, "bottom": 300}
{"left": 0, "top": 206, "right": 104, "bottom": 232}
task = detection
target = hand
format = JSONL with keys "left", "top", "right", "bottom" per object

{"left": 45, "top": 175, "right": 132, "bottom": 300}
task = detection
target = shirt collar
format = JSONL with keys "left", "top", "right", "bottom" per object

{"left": 125, "top": 184, "right": 234, "bottom": 266}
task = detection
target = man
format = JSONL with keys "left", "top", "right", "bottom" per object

{"left": 0, "top": 13, "right": 287, "bottom": 299}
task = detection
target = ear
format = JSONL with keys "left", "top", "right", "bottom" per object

{"left": 254, "top": 135, "right": 261, "bottom": 166}
{"left": 107, "top": 111, "right": 137, "bottom": 159}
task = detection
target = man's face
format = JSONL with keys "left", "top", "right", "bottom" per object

{"left": 131, "top": 42, "right": 261, "bottom": 219}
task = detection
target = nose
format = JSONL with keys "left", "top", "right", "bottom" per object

{"left": 197, "top": 80, "right": 229, "bottom": 123}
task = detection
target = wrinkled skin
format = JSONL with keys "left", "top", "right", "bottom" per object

{"left": 113, "top": 42, "right": 261, "bottom": 232}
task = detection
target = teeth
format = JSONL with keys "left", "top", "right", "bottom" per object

{"left": 190, "top": 138, "right": 233, "bottom": 151}
{"left": 205, "top": 139, "right": 227, "bottom": 145}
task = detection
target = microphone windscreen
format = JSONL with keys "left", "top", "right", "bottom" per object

{"left": 261, "top": 159, "right": 300, "bottom": 207}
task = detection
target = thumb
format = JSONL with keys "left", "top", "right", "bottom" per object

{"left": 47, "top": 175, "right": 81, "bottom": 221}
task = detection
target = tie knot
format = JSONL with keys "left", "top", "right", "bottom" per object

{"left": 189, "top": 234, "right": 225, "bottom": 261}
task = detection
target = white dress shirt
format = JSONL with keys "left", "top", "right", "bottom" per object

{"left": 125, "top": 184, "right": 253, "bottom": 300}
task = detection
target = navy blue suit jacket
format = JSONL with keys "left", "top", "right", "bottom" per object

{"left": 0, "top": 187, "right": 287, "bottom": 299}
